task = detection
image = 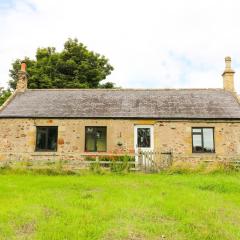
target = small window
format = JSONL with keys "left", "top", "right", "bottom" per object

{"left": 36, "top": 126, "right": 58, "bottom": 151}
{"left": 85, "top": 127, "right": 107, "bottom": 152}
{"left": 192, "top": 127, "right": 215, "bottom": 153}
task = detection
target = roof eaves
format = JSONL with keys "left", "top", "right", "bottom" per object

{"left": 1, "top": 116, "right": 240, "bottom": 120}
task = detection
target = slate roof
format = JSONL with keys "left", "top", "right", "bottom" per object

{"left": 0, "top": 88, "right": 240, "bottom": 119}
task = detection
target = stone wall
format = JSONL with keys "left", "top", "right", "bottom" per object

{"left": 1, "top": 118, "right": 240, "bottom": 163}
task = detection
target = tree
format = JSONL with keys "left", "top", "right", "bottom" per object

{"left": 0, "top": 88, "right": 11, "bottom": 106}
{"left": 9, "top": 38, "right": 114, "bottom": 89}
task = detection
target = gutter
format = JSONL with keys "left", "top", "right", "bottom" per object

{"left": 1, "top": 116, "right": 240, "bottom": 122}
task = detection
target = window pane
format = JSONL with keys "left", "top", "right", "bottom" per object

{"left": 86, "top": 127, "right": 96, "bottom": 151}
{"left": 137, "top": 128, "right": 151, "bottom": 148}
{"left": 48, "top": 127, "right": 58, "bottom": 151}
{"left": 96, "top": 128, "right": 106, "bottom": 151}
{"left": 203, "top": 128, "right": 214, "bottom": 152}
{"left": 193, "top": 134, "right": 203, "bottom": 152}
{"left": 192, "top": 128, "right": 201, "bottom": 133}
{"left": 36, "top": 128, "right": 47, "bottom": 150}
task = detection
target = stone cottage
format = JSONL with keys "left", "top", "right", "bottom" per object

{"left": 1, "top": 57, "right": 240, "bottom": 163}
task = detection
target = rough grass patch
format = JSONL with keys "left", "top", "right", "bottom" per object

{"left": 17, "top": 220, "right": 36, "bottom": 235}
{"left": 0, "top": 166, "right": 76, "bottom": 176}
{"left": 166, "top": 161, "right": 239, "bottom": 175}
{"left": 197, "top": 181, "right": 240, "bottom": 193}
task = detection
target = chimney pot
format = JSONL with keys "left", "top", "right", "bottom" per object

{"left": 225, "top": 56, "right": 232, "bottom": 70}
{"left": 222, "top": 56, "right": 235, "bottom": 92}
{"left": 20, "top": 61, "right": 27, "bottom": 72}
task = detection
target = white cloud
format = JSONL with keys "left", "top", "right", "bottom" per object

{"left": 1, "top": 0, "right": 240, "bottom": 92}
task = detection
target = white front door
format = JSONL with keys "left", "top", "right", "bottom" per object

{"left": 134, "top": 125, "right": 154, "bottom": 164}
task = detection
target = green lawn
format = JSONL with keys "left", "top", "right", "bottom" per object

{"left": 0, "top": 172, "right": 240, "bottom": 240}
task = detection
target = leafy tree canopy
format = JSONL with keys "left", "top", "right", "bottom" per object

{"left": 9, "top": 38, "right": 114, "bottom": 89}
{"left": 0, "top": 88, "right": 11, "bottom": 106}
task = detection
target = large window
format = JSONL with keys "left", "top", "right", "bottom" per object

{"left": 36, "top": 126, "right": 58, "bottom": 151}
{"left": 192, "top": 128, "right": 215, "bottom": 153}
{"left": 85, "top": 127, "right": 107, "bottom": 152}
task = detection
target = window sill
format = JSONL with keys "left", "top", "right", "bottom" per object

{"left": 83, "top": 152, "right": 108, "bottom": 155}
{"left": 32, "top": 152, "right": 58, "bottom": 156}
{"left": 192, "top": 152, "right": 216, "bottom": 154}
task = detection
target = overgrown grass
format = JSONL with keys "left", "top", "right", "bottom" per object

{"left": 0, "top": 171, "right": 240, "bottom": 240}
{"left": 166, "top": 161, "right": 239, "bottom": 175}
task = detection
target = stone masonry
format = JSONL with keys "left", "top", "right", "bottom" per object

{"left": 0, "top": 118, "right": 240, "bottom": 162}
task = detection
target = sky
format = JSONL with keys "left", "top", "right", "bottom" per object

{"left": 1, "top": 0, "right": 240, "bottom": 92}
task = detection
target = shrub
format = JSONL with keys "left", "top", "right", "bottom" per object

{"left": 0, "top": 164, "right": 76, "bottom": 176}
{"left": 166, "top": 161, "right": 194, "bottom": 174}
{"left": 204, "top": 161, "right": 238, "bottom": 174}
{"left": 86, "top": 155, "right": 134, "bottom": 173}
{"left": 85, "top": 156, "right": 96, "bottom": 161}
{"left": 30, "top": 168, "right": 76, "bottom": 175}
{"left": 89, "top": 161, "right": 103, "bottom": 174}
{"left": 0, "top": 162, "right": 11, "bottom": 170}
{"left": 55, "top": 160, "right": 63, "bottom": 171}
{"left": 85, "top": 155, "right": 134, "bottom": 162}
{"left": 110, "top": 155, "right": 131, "bottom": 173}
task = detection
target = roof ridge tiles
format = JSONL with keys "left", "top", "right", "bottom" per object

{"left": 26, "top": 88, "right": 224, "bottom": 91}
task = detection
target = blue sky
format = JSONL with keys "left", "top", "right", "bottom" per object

{"left": 0, "top": 0, "right": 14, "bottom": 8}
{"left": 1, "top": 0, "right": 240, "bottom": 92}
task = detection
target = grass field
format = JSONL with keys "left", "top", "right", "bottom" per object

{"left": 0, "top": 172, "right": 240, "bottom": 240}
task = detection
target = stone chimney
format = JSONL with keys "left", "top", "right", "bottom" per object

{"left": 222, "top": 56, "right": 235, "bottom": 92}
{"left": 16, "top": 61, "right": 28, "bottom": 92}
